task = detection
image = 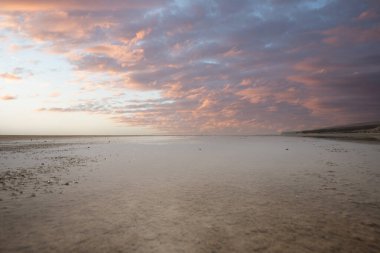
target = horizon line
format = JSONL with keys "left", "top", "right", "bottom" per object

{"left": 0, "top": 134, "right": 280, "bottom": 138}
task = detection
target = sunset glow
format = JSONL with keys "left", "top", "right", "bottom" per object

{"left": 1, "top": 0, "right": 379, "bottom": 134}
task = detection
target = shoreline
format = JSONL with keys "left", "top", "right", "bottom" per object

{"left": 282, "top": 121, "right": 380, "bottom": 142}
{"left": 283, "top": 133, "right": 380, "bottom": 142}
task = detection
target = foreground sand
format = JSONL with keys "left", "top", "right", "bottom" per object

{"left": 1, "top": 136, "right": 380, "bottom": 252}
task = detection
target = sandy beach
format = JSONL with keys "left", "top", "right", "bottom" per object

{"left": 1, "top": 136, "right": 380, "bottom": 252}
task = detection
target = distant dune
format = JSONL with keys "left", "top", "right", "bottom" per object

{"left": 282, "top": 121, "right": 380, "bottom": 141}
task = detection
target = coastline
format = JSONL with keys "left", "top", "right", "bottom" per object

{"left": 282, "top": 121, "right": 380, "bottom": 142}
{"left": 283, "top": 132, "right": 380, "bottom": 142}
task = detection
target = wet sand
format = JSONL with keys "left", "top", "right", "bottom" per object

{"left": 1, "top": 136, "right": 380, "bottom": 252}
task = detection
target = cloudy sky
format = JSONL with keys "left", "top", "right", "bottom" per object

{"left": 0, "top": 0, "right": 379, "bottom": 135}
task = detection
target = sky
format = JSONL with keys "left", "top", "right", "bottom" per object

{"left": 0, "top": 0, "right": 379, "bottom": 135}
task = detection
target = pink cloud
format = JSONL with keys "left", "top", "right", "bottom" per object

{"left": 236, "top": 87, "right": 270, "bottom": 104}
{"left": 49, "top": 91, "right": 61, "bottom": 97}
{"left": 0, "top": 72, "right": 21, "bottom": 81}
{"left": 0, "top": 0, "right": 167, "bottom": 12}
{"left": 322, "top": 26, "right": 380, "bottom": 46}
{"left": 293, "top": 58, "right": 327, "bottom": 73}
{"left": 302, "top": 97, "right": 344, "bottom": 122}
{"left": 9, "top": 44, "right": 34, "bottom": 52}
{"left": 1, "top": 94, "right": 17, "bottom": 100}
{"left": 83, "top": 44, "right": 144, "bottom": 70}
{"left": 356, "top": 10, "right": 378, "bottom": 21}
{"left": 287, "top": 75, "right": 320, "bottom": 86}
{"left": 17, "top": 11, "right": 115, "bottom": 42}
{"left": 237, "top": 86, "right": 302, "bottom": 106}
{"left": 223, "top": 47, "right": 242, "bottom": 57}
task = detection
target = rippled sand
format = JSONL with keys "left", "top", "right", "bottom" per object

{"left": 1, "top": 136, "right": 380, "bottom": 252}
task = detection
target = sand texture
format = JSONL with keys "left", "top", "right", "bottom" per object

{"left": 1, "top": 136, "right": 380, "bottom": 252}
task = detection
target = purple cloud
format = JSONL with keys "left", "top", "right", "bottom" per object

{"left": 2, "top": 0, "right": 380, "bottom": 133}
